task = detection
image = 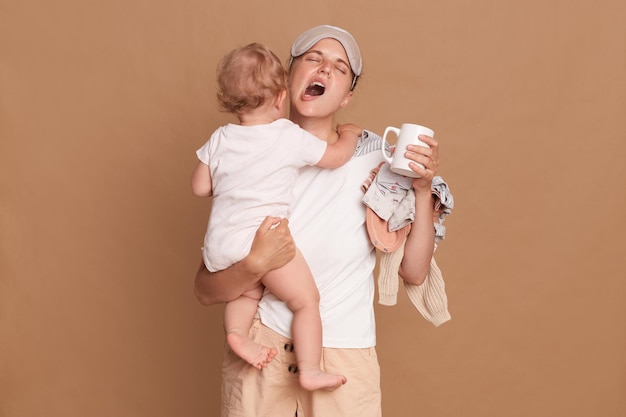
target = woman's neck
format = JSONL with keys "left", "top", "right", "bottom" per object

{"left": 290, "top": 115, "right": 338, "bottom": 144}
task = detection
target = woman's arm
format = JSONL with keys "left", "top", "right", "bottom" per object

{"left": 194, "top": 216, "right": 296, "bottom": 305}
{"left": 399, "top": 187, "right": 436, "bottom": 285}
{"left": 398, "top": 134, "right": 440, "bottom": 285}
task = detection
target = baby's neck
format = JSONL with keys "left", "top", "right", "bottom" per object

{"left": 238, "top": 102, "right": 283, "bottom": 126}
{"left": 238, "top": 114, "right": 280, "bottom": 126}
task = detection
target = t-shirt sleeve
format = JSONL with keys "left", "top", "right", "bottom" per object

{"left": 297, "top": 129, "right": 328, "bottom": 166}
{"left": 195, "top": 140, "right": 211, "bottom": 165}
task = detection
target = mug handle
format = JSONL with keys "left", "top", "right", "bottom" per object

{"left": 381, "top": 126, "right": 399, "bottom": 164}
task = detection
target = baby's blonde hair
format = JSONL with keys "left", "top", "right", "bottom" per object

{"left": 216, "top": 43, "right": 287, "bottom": 115}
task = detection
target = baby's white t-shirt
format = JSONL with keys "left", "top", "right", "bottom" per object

{"left": 196, "top": 118, "right": 327, "bottom": 271}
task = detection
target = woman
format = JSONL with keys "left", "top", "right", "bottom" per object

{"left": 194, "top": 25, "right": 440, "bottom": 417}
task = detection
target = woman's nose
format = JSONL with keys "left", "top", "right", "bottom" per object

{"left": 318, "top": 62, "right": 330, "bottom": 75}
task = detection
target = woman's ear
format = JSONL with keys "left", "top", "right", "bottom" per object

{"left": 339, "top": 91, "right": 354, "bottom": 109}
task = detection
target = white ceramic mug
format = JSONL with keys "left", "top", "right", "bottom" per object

{"left": 381, "top": 123, "right": 434, "bottom": 178}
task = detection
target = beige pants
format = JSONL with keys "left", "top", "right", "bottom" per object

{"left": 221, "top": 319, "right": 382, "bottom": 417}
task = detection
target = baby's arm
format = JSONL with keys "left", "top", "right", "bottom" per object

{"left": 315, "top": 123, "right": 362, "bottom": 169}
{"left": 191, "top": 161, "right": 212, "bottom": 197}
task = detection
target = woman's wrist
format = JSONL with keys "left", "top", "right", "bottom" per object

{"left": 239, "top": 252, "right": 268, "bottom": 282}
{"left": 413, "top": 186, "right": 433, "bottom": 203}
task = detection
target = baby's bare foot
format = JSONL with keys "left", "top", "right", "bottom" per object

{"left": 227, "top": 331, "right": 277, "bottom": 370}
{"left": 299, "top": 369, "right": 347, "bottom": 391}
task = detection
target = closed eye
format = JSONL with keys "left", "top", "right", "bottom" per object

{"left": 336, "top": 65, "right": 348, "bottom": 75}
{"left": 303, "top": 51, "right": 322, "bottom": 63}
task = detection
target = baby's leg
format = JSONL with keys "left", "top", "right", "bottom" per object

{"left": 224, "top": 285, "right": 277, "bottom": 370}
{"left": 262, "top": 249, "right": 347, "bottom": 391}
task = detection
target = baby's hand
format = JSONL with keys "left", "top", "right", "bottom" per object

{"left": 337, "top": 123, "right": 363, "bottom": 138}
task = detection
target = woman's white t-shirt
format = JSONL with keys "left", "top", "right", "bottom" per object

{"left": 258, "top": 132, "right": 384, "bottom": 348}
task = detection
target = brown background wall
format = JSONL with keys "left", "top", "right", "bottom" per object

{"left": 1, "top": 1, "right": 625, "bottom": 416}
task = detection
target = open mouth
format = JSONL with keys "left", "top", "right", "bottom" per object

{"left": 304, "top": 81, "right": 325, "bottom": 97}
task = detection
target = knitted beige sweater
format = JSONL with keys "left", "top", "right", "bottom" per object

{"left": 361, "top": 161, "right": 453, "bottom": 327}
{"left": 377, "top": 242, "right": 451, "bottom": 327}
